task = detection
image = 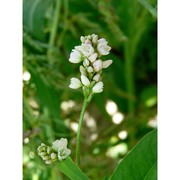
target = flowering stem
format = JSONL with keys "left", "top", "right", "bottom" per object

{"left": 76, "top": 97, "right": 89, "bottom": 166}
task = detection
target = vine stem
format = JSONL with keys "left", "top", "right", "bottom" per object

{"left": 76, "top": 97, "right": 89, "bottom": 166}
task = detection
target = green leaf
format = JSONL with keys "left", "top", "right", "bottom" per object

{"left": 136, "top": 0, "right": 157, "bottom": 18}
{"left": 23, "top": 0, "right": 53, "bottom": 41}
{"left": 144, "top": 162, "right": 157, "bottom": 180}
{"left": 110, "top": 129, "right": 157, "bottom": 180}
{"left": 58, "top": 157, "right": 90, "bottom": 180}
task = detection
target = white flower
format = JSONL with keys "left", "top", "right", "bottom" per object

{"left": 102, "top": 60, "right": 113, "bottom": 68}
{"left": 58, "top": 148, "right": 71, "bottom": 161}
{"left": 92, "top": 82, "right": 104, "bottom": 93}
{"left": 69, "top": 49, "right": 82, "bottom": 63}
{"left": 93, "top": 59, "right": 103, "bottom": 72}
{"left": 93, "top": 74, "right": 101, "bottom": 82}
{"left": 69, "top": 78, "right": 82, "bottom": 89}
{"left": 81, "top": 44, "right": 94, "bottom": 57}
{"left": 97, "top": 42, "right": 111, "bottom": 56}
{"left": 89, "top": 53, "right": 98, "bottom": 62}
{"left": 81, "top": 75, "right": 90, "bottom": 86}
{"left": 52, "top": 138, "right": 68, "bottom": 152}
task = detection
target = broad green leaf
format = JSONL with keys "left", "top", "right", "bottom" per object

{"left": 144, "top": 162, "right": 157, "bottom": 180}
{"left": 110, "top": 129, "right": 157, "bottom": 180}
{"left": 58, "top": 157, "right": 90, "bottom": 180}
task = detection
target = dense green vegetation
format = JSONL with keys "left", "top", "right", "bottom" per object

{"left": 23, "top": 0, "right": 157, "bottom": 179}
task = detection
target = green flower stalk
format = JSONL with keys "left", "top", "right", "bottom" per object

{"left": 68, "top": 34, "right": 113, "bottom": 166}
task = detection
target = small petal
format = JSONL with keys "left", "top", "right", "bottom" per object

{"left": 89, "top": 53, "right": 98, "bottom": 62}
{"left": 92, "top": 82, "right": 104, "bottom": 93}
{"left": 75, "top": 45, "right": 83, "bottom": 52}
{"left": 97, "top": 38, "right": 107, "bottom": 44}
{"left": 69, "top": 49, "right": 82, "bottom": 63}
{"left": 81, "top": 75, "right": 90, "bottom": 86}
{"left": 93, "top": 74, "right": 101, "bottom": 82}
{"left": 52, "top": 138, "right": 68, "bottom": 152}
{"left": 45, "top": 160, "right": 52, "bottom": 164}
{"left": 102, "top": 60, "right": 113, "bottom": 68}
{"left": 93, "top": 60, "right": 103, "bottom": 72}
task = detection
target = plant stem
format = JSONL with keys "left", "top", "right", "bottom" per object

{"left": 76, "top": 97, "right": 89, "bottom": 166}
{"left": 124, "top": 41, "right": 135, "bottom": 116}
{"left": 47, "top": 0, "right": 61, "bottom": 59}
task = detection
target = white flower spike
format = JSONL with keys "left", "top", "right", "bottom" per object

{"left": 69, "top": 34, "right": 113, "bottom": 96}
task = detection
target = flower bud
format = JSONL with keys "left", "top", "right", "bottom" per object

{"left": 92, "top": 35, "right": 98, "bottom": 44}
{"left": 51, "top": 153, "right": 57, "bottom": 160}
{"left": 83, "top": 59, "right": 90, "bottom": 66}
{"left": 93, "top": 60, "right": 103, "bottom": 72}
{"left": 89, "top": 53, "right": 98, "bottom": 62}
{"left": 79, "top": 65, "right": 87, "bottom": 75}
{"left": 69, "top": 78, "right": 82, "bottom": 89}
{"left": 102, "top": 60, "right": 113, "bottom": 68}
{"left": 93, "top": 74, "right": 101, "bottom": 82}
{"left": 80, "top": 36, "right": 85, "bottom": 43}
{"left": 92, "top": 82, "right": 104, "bottom": 93}
{"left": 87, "top": 66, "right": 94, "bottom": 73}
{"left": 45, "top": 160, "right": 52, "bottom": 164}
{"left": 81, "top": 75, "right": 90, "bottom": 86}
{"left": 69, "top": 49, "right": 82, "bottom": 63}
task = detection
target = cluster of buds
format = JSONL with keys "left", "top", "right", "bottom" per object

{"left": 69, "top": 34, "right": 113, "bottom": 100}
{"left": 37, "top": 138, "right": 71, "bottom": 164}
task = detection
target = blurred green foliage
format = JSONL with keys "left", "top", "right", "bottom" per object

{"left": 23, "top": 0, "right": 157, "bottom": 179}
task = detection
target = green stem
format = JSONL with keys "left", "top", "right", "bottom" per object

{"left": 47, "top": 0, "right": 61, "bottom": 58}
{"left": 76, "top": 97, "right": 89, "bottom": 166}
{"left": 124, "top": 41, "right": 135, "bottom": 115}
